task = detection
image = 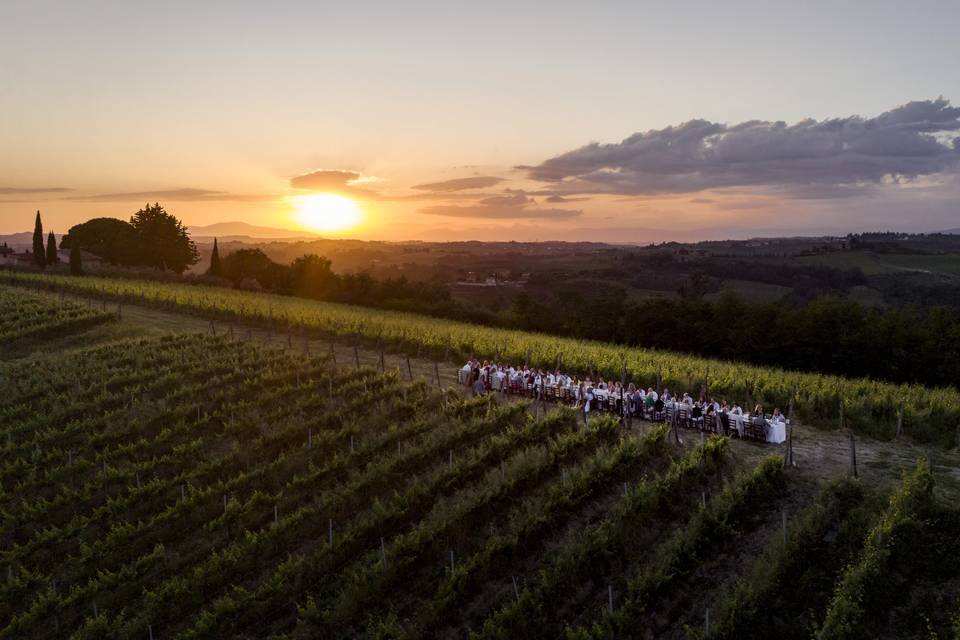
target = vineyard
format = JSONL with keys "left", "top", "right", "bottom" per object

{"left": 4, "top": 271, "right": 960, "bottom": 447}
{"left": 1, "top": 282, "right": 959, "bottom": 638}
{"left": 0, "top": 286, "right": 115, "bottom": 348}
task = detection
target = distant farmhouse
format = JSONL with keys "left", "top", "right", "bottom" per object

{"left": 0, "top": 245, "right": 106, "bottom": 269}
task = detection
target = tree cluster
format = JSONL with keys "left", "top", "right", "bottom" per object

{"left": 217, "top": 248, "right": 457, "bottom": 315}
{"left": 61, "top": 204, "right": 198, "bottom": 274}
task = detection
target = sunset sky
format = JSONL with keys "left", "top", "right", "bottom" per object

{"left": 2, "top": 1, "right": 960, "bottom": 242}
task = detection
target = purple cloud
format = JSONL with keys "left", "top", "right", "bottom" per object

{"left": 411, "top": 176, "right": 505, "bottom": 191}
{"left": 522, "top": 98, "right": 960, "bottom": 197}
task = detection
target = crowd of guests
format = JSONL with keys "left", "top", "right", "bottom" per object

{"left": 460, "top": 359, "right": 788, "bottom": 440}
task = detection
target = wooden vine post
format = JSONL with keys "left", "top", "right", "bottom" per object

{"left": 784, "top": 392, "right": 795, "bottom": 467}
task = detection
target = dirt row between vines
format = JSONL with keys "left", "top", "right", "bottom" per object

{"left": 37, "top": 291, "right": 960, "bottom": 500}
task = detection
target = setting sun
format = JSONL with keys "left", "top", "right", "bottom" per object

{"left": 291, "top": 194, "right": 362, "bottom": 233}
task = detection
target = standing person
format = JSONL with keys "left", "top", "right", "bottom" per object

{"left": 584, "top": 385, "right": 595, "bottom": 419}
{"left": 472, "top": 376, "right": 485, "bottom": 397}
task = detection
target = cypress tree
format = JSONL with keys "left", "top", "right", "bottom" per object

{"left": 208, "top": 237, "right": 222, "bottom": 277}
{"left": 32, "top": 210, "right": 46, "bottom": 270}
{"left": 46, "top": 232, "right": 59, "bottom": 265}
{"left": 69, "top": 244, "right": 83, "bottom": 275}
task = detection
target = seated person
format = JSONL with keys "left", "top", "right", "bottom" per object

{"left": 771, "top": 408, "right": 786, "bottom": 424}
{"left": 644, "top": 390, "right": 656, "bottom": 412}
{"left": 654, "top": 397, "right": 664, "bottom": 414}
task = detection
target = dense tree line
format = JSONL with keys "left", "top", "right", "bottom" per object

{"left": 508, "top": 288, "right": 960, "bottom": 388}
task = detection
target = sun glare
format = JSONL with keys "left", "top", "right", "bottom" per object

{"left": 292, "top": 194, "right": 362, "bottom": 233}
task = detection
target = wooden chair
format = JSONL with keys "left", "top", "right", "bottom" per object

{"left": 745, "top": 415, "right": 768, "bottom": 441}
{"left": 703, "top": 413, "right": 719, "bottom": 434}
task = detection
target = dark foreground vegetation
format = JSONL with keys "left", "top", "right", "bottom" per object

{"left": 1, "top": 286, "right": 959, "bottom": 639}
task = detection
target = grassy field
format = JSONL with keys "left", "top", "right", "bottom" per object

{"left": 705, "top": 279, "right": 793, "bottom": 303}
{"left": 793, "top": 252, "right": 906, "bottom": 275}
{"left": 3, "top": 283, "right": 960, "bottom": 639}
{"left": 795, "top": 250, "right": 960, "bottom": 278}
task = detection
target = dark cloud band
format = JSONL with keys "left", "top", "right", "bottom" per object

{"left": 522, "top": 98, "right": 960, "bottom": 197}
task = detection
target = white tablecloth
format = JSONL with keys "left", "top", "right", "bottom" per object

{"left": 766, "top": 421, "right": 787, "bottom": 444}
{"left": 726, "top": 413, "right": 787, "bottom": 443}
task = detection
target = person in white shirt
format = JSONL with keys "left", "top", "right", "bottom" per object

{"left": 730, "top": 403, "right": 743, "bottom": 415}
{"left": 584, "top": 386, "right": 595, "bottom": 413}
{"left": 771, "top": 408, "right": 786, "bottom": 424}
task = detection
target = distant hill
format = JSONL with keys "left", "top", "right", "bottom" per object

{"left": 940, "top": 228, "right": 960, "bottom": 234}
{"left": 187, "top": 221, "right": 320, "bottom": 241}
{"left": 0, "top": 232, "right": 34, "bottom": 249}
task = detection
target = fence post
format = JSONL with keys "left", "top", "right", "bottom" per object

{"left": 895, "top": 402, "right": 904, "bottom": 439}
{"left": 782, "top": 508, "right": 788, "bottom": 545}
{"left": 434, "top": 362, "right": 442, "bottom": 389}
{"left": 353, "top": 344, "right": 360, "bottom": 370}
{"left": 848, "top": 433, "right": 857, "bottom": 478}
{"left": 406, "top": 356, "right": 413, "bottom": 381}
